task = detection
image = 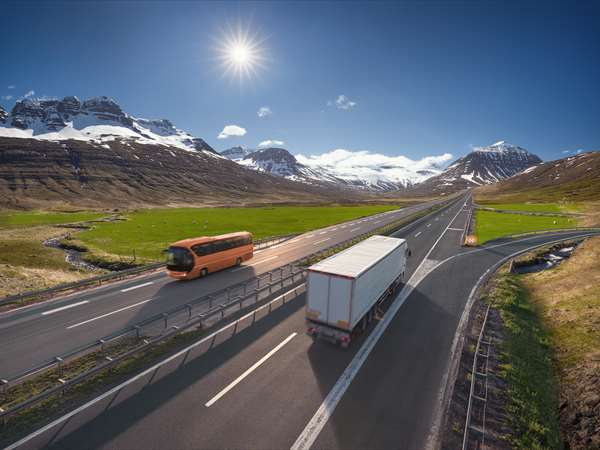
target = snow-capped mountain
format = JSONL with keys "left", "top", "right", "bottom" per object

{"left": 409, "top": 141, "right": 542, "bottom": 195}
{"left": 0, "top": 96, "right": 217, "bottom": 154}
{"left": 221, "top": 146, "right": 450, "bottom": 191}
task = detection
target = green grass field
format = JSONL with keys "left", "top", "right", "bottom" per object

{"left": 475, "top": 210, "right": 577, "bottom": 244}
{"left": 77, "top": 204, "right": 402, "bottom": 260}
{"left": 480, "top": 203, "right": 571, "bottom": 214}
{"left": 485, "top": 273, "right": 561, "bottom": 449}
{"left": 0, "top": 211, "right": 107, "bottom": 228}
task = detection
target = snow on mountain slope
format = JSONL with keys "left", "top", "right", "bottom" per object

{"left": 221, "top": 146, "right": 452, "bottom": 191}
{"left": 0, "top": 96, "right": 217, "bottom": 155}
{"left": 409, "top": 141, "right": 542, "bottom": 195}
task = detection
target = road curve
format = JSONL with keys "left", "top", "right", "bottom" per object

{"left": 10, "top": 196, "right": 596, "bottom": 450}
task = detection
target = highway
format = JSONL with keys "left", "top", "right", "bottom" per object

{"left": 0, "top": 196, "right": 453, "bottom": 381}
{"left": 10, "top": 192, "right": 597, "bottom": 450}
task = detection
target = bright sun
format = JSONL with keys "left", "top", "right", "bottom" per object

{"left": 217, "top": 24, "right": 266, "bottom": 80}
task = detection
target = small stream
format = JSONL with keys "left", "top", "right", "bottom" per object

{"left": 44, "top": 235, "right": 102, "bottom": 272}
{"left": 512, "top": 243, "right": 578, "bottom": 274}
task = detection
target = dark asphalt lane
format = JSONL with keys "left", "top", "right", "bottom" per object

{"left": 23, "top": 216, "right": 597, "bottom": 450}
{"left": 0, "top": 196, "right": 458, "bottom": 380}
{"left": 10, "top": 195, "right": 473, "bottom": 450}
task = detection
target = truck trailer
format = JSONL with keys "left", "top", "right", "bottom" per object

{"left": 305, "top": 235, "right": 408, "bottom": 347}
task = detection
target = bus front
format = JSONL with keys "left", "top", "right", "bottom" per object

{"left": 166, "top": 245, "right": 195, "bottom": 280}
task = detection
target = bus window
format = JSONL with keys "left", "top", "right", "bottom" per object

{"left": 166, "top": 247, "right": 194, "bottom": 272}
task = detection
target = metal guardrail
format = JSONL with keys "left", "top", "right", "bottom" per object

{"left": 0, "top": 234, "right": 299, "bottom": 308}
{"left": 0, "top": 199, "right": 455, "bottom": 422}
{"left": 0, "top": 268, "right": 307, "bottom": 422}
{"left": 462, "top": 303, "right": 492, "bottom": 450}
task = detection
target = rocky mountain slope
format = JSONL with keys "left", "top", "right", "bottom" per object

{"left": 476, "top": 151, "right": 600, "bottom": 202}
{"left": 0, "top": 96, "right": 216, "bottom": 154}
{"left": 408, "top": 141, "right": 542, "bottom": 196}
{"left": 0, "top": 98, "right": 360, "bottom": 209}
{"left": 221, "top": 146, "right": 446, "bottom": 190}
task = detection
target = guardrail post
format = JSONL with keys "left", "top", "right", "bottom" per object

{"left": 257, "top": 277, "right": 261, "bottom": 289}
{"left": 134, "top": 325, "right": 141, "bottom": 340}
{"left": 98, "top": 339, "right": 106, "bottom": 353}
{"left": 226, "top": 288, "right": 231, "bottom": 302}
{"left": 162, "top": 313, "right": 168, "bottom": 329}
{"left": 55, "top": 356, "right": 64, "bottom": 378}
{"left": 186, "top": 303, "right": 192, "bottom": 319}
{"left": 1, "top": 379, "right": 8, "bottom": 400}
{"left": 243, "top": 282, "right": 248, "bottom": 296}
{"left": 208, "top": 295, "right": 213, "bottom": 308}
{"left": 269, "top": 272, "right": 273, "bottom": 283}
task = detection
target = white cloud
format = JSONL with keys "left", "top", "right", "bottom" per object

{"left": 7, "top": 85, "right": 15, "bottom": 89}
{"left": 257, "top": 106, "right": 272, "bottom": 118}
{"left": 329, "top": 94, "right": 356, "bottom": 110}
{"left": 258, "top": 139, "right": 285, "bottom": 147}
{"left": 1, "top": 95, "right": 13, "bottom": 101}
{"left": 217, "top": 125, "right": 247, "bottom": 139}
{"left": 562, "top": 150, "right": 571, "bottom": 154}
{"left": 296, "top": 149, "right": 453, "bottom": 185}
{"left": 23, "top": 90, "right": 35, "bottom": 99}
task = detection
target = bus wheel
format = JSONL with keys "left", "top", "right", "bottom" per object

{"left": 201, "top": 268, "right": 208, "bottom": 277}
{"left": 236, "top": 257, "right": 242, "bottom": 266}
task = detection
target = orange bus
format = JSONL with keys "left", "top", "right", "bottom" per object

{"left": 166, "top": 231, "right": 253, "bottom": 280}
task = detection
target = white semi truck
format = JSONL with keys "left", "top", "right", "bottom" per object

{"left": 305, "top": 235, "right": 408, "bottom": 347}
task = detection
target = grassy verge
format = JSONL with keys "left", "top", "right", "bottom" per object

{"left": 76, "top": 204, "right": 404, "bottom": 260}
{"left": 477, "top": 202, "right": 580, "bottom": 214}
{"left": 0, "top": 226, "right": 102, "bottom": 298}
{"left": 475, "top": 210, "right": 578, "bottom": 244}
{"left": 484, "top": 272, "right": 561, "bottom": 449}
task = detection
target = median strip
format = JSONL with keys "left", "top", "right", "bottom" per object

{"left": 205, "top": 332, "right": 297, "bottom": 407}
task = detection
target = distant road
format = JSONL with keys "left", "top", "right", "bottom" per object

{"left": 12, "top": 193, "right": 598, "bottom": 450}
{"left": 0, "top": 196, "right": 454, "bottom": 380}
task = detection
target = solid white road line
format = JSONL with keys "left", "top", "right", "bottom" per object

{"left": 120, "top": 281, "right": 154, "bottom": 293}
{"left": 414, "top": 232, "right": 422, "bottom": 237}
{"left": 9, "top": 286, "right": 306, "bottom": 450}
{"left": 291, "top": 198, "right": 466, "bottom": 450}
{"left": 314, "top": 238, "right": 331, "bottom": 245}
{"left": 41, "top": 300, "right": 89, "bottom": 316}
{"left": 350, "top": 227, "right": 361, "bottom": 232}
{"left": 67, "top": 298, "right": 154, "bottom": 329}
{"left": 447, "top": 227, "right": 464, "bottom": 231}
{"left": 205, "top": 332, "right": 297, "bottom": 407}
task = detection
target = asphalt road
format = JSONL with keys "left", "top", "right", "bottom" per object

{"left": 10, "top": 194, "right": 595, "bottom": 450}
{"left": 11, "top": 195, "right": 596, "bottom": 449}
{"left": 0, "top": 196, "right": 455, "bottom": 380}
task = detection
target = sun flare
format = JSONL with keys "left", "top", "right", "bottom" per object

{"left": 216, "top": 24, "right": 266, "bottom": 80}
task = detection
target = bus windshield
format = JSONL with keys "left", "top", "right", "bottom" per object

{"left": 166, "top": 246, "right": 194, "bottom": 272}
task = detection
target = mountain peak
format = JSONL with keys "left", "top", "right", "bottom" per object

{"left": 0, "top": 95, "right": 217, "bottom": 154}
{"left": 475, "top": 141, "right": 530, "bottom": 154}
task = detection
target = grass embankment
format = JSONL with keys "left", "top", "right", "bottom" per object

{"left": 486, "top": 237, "right": 600, "bottom": 448}
{"left": 76, "top": 204, "right": 402, "bottom": 261}
{"left": 475, "top": 210, "right": 577, "bottom": 244}
{"left": 0, "top": 212, "right": 109, "bottom": 297}
{"left": 485, "top": 272, "right": 561, "bottom": 449}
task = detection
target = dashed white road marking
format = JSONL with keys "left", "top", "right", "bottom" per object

{"left": 351, "top": 227, "right": 361, "bottom": 232}
{"left": 205, "top": 332, "right": 297, "bottom": 407}
{"left": 447, "top": 227, "right": 464, "bottom": 231}
{"left": 314, "top": 238, "right": 331, "bottom": 245}
{"left": 42, "top": 300, "right": 89, "bottom": 316}
{"left": 120, "top": 281, "right": 154, "bottom": 293}
{"left": 67, "top": 298, "right": 153, "bottom": 329}
{"left": 319, "top": 231, "right": 327, "bottom": 235}
{"left": 414, "top": 231, "right": 422, "bottom": 237}
{"left": 374, "top": 221, "right": 381, "bottom": 225}
{"left": 426, "top": 223, "right": 432, "bottom": 227}
{"left": 305, "top": 234, "right": 315, "bottom": 238}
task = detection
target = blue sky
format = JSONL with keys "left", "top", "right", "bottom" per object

{"left": 1, "top": 1, "right": 599, "bottom": 162}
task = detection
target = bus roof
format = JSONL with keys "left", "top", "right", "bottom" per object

{"left": 171, "top": 231, "right": 252, "bottom": 248}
